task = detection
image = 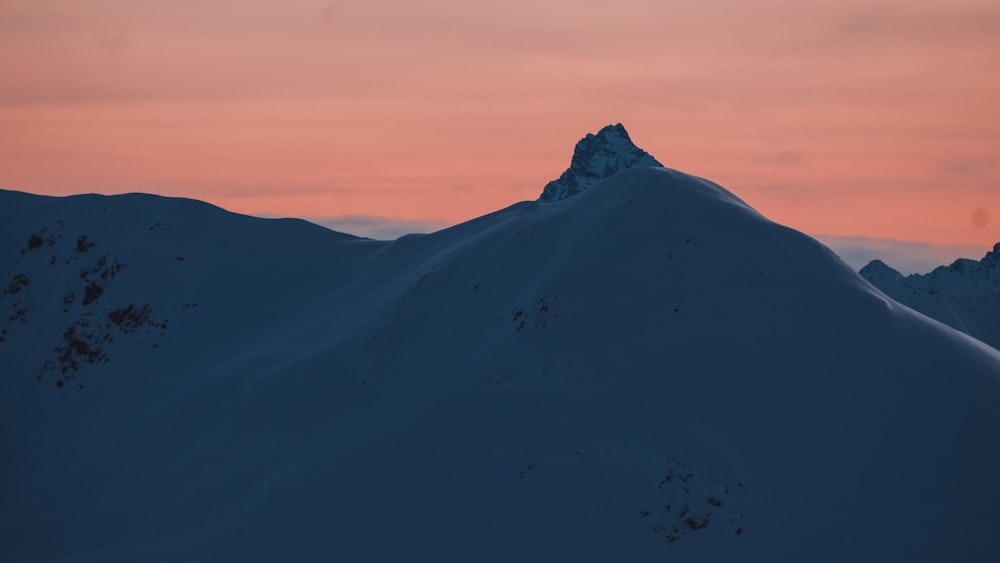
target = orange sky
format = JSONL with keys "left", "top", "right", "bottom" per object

{"left": 1, "top": 0, "right": 998, "bottom": 270}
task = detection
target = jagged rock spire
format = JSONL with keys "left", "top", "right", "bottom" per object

{"left": 539, "top": 123, "right": 663, "bottom": 202}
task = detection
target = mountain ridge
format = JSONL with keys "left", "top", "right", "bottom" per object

{"left": 861, "top": 242, "right": 1000, "bottom": 294}
{"left": 3, "top": 162, "right": 1000, "bottom": 560}
{"left": 860, "top": 242, "right": 1000, "bottom": 350}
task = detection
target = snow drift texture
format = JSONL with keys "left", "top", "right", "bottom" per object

{"left": 860, "top": 245, "right": 1000, "bottom": 350}
{"left": 3, "top": 127, "right": 1000, "bottom": 563}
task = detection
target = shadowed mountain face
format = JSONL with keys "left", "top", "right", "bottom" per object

{"left": 539, "top": 123, "right": 662, "bottom": 202}
{"left": 860, "top": 243, "right": 1000, "bottom": 350}
{"left": 3, "top": 136, "right": 1000, "bottom": 562}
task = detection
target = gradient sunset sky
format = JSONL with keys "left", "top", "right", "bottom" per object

{"left": 2, "top": 0, "right": 997, "bottom": 272}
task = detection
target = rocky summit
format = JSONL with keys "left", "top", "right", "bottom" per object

{"left": 538, "top": 123, "right": 662, "bottom": 202}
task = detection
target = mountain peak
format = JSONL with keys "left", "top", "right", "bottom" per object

{"left": 987, "top": 242, "right": 1000, "bottom": 265}
{"left": 858, "top": 258, "right": 904, "bottom": 286}
{"left": 860, "top": 242, "right": 1000, "bottom": 295}
{"left": 860, "top": 241, "right": 1000, "bottom": 350}
{"left": 538, "top": 123, "right": 663, "bottom": 202}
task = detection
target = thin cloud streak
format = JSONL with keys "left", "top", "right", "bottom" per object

{"left": 1, "top": 0, "right": 998, "bottom": 249}
{"left": 292, "top": 214, "right": 450, "bottom": 240}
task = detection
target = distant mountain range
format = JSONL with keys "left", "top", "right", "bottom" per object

{"left": 860, "top": 244, "right": 1000, "bottom": 350}
{"left": 3, "top": 126, "right": 999, "bottom": 562}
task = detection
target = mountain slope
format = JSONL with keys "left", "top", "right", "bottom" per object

{"left": 860, "top": 244, "right": 1000, "bottom": 350}
{"left": 3, "top": 169, "right": 1000, "bottom": 563}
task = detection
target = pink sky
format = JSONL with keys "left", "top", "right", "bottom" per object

{"left": 1, "top": 0, "right": 998, "bottom": 270}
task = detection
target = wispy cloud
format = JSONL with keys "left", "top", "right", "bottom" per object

{"left": 753, "top": 151, "right": 806, "bottom": 167}
{"left": 1, "top": 0, "right": 998, "bottom": 249}
{"left": 301, "top": 215, "right": 451, "bottom": 240}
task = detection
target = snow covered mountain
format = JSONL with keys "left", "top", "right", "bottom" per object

{"left": 3, "top": 154, "right": 1000, "bottom": 561}
{"left": 539, "top": 123, "right": 662, "bottom": 201}
{"left": 860, "top": 244, "right": 1000, "bottom": 350}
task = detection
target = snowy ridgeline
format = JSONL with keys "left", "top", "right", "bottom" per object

{"left": 3, "top": 129, "right": 1000, "bottom": 562}
{"left": 860, "top": 244, "right": 1000, "bottom": 350}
